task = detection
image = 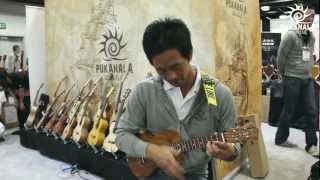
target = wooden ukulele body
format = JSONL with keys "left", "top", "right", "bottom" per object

{"left": 25, "top": 83, "right": 45, "bottom": 128}
{"left": 127, "top": 124, "right": 258, "bottom": 178}
{"left": 61, "top": 118, "right": 77, "bottom": 140}
{"left": 44, "top": 116, "right": 58, "bottom": 133}
{"left": 36, "top": 115, "right": 52, "bottom": 130}
{"left": 88, "top": 103, "right": 113, "bottom": 146}
{"left": 102, "top": 120, "right": 117, "bottom": 153}
{"left": 25, "top": 106, "right": 38, "bottom": 128}
{"left": 52, "top": 115, "right": 67, "bottom": 136}
{"left": 44, "top": 102, "right": 68, "bottom": 133}
{"left": 88, "top": 117, "right": 108, "bottom": 147}
{"left": 102, "top": 106, "right": 122, "bottom": 153}
{"left": 127, "top": 130, "right": 181, "bottom": 177}
{"left": 72, "top": 116, "right": 91, "bottom": 143}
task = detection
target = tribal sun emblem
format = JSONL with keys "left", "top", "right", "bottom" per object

{"left": 99, "top": 29, "right": 127, "bottom": 61}
{"left": 289, "top": 4, "right": 312, "bottom": 24}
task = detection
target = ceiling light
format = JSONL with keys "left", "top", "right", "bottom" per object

{"left": 279, "top": 15, "right": 289, "bottom": 19}
{"left": 261, "top": 6, "right": 270, "bottom": 11}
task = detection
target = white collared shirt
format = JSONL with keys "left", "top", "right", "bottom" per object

{"left": 163, "top": 65, "right": 201, "bottom": 120}
{"left": 6, "top": 54, "right": 27, "bottom": 73}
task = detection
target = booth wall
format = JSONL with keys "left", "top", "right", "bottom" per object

{"left": 45, "top": 0, "right": 215, "bottom": 101}
{"left": 212, "top": 0, "right": 262, "bottom": 116}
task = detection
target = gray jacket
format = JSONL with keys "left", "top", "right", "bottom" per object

{"left": 115, "top": 76, "right": 237, "bottom": 176}
{"left": 277, "top": 30, "right": 315, "bottom": 79}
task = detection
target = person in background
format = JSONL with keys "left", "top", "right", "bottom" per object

{"left": 0, "top": 55, "right": 7, "bottom": 68}
{"left": 275, "top": 7, "right": 318, "bottom": 157}
{"left": 115, "top": 17, "right": 239, "bottom": 180}
{"left": 6, "top": 45, "right": 27, "bottom": 73}
{"left": 0, "top": 68, "right": 30, "bottom": 131}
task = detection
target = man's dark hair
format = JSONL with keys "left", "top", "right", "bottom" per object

{"left": 142, "top": 17, "right": 193, "bottom": 64}
{"left": 12, "top": 45, "right": 20, "bottom": 52}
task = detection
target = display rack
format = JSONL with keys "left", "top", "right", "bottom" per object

{"left": 19, "top": 129, "right": 138, "bottom": 180}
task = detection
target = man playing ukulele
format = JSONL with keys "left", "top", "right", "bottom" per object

{"left": 115, "top": 18, "right": 240, "bottom": 180}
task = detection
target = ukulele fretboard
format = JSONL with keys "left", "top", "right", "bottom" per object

{"left": 168, "top": 133, "right": 226, "bottom": 153}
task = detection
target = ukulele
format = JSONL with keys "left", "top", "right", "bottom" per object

{"left": 34, "top": 76, "right": 68, "bottom": 131}
{"left": 43, "top": 84, "right": 75, "bottom": 133}
{"left": 101, "top": 71, "right": 130, "bottom": 150}
{"left": 51, "top": 97, "right": 76, "bottom": 137}
{"left": 61, "top": 78, "right": 98, "bottom": 141}
{"left": 52, "top": 79, "right": 92, "bottom": 137}
{"left": 72, "top": 77, "right": 102, "bottom": 144}
{"left": 103, "top": 89, "right": 131, "bottom": 153}
{"left": 127, "top": 124, "right": 258, "bottom": 178}
{"left": 114, "top": 71, "right": 130, "bottom": 113}
{"left": 34, "top": 90, "right": 65, "bottom": 131}
{"left": 87, "top": 72, "right": 126, "bottom": 147}
{"left": 25, "top": 83, "right": 45, "bottom": 128}
{"left": 87, "top": 85, "right": 115, "bottom": 147}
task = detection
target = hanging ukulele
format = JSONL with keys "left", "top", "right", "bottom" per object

{"left": 101, "top": 71, "right": 130, "bottom": 153}
{"left": 103, "top": 88, "right": 131, "bottom": 155}
{"left": 71, "top": 77, "right": 102, "bottom": 145}
{"left": 61, "top": 77, "right": 99, "bottom": 141}
{"left": 88, "top": 73, "right": 123, "bottom": 148}
{"left": 87, "top": 85, "right": 115, "bottom": 148}
{"left": 51, "top": 97, "right": 77, "bottom": 138}
{"left": 25, "top": 82, "right": 45, "bottom": 128}
{"left": 34, "top": 76, "right": 68, "bottom": 131}
{"left": 43, "top": 84, "right": 75, "bottom": 134}
{"left": 52, "top": 78, "right": 92, "bottom": 138}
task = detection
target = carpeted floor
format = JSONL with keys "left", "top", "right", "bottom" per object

{"left": 0, "top": 123, "right": 318, "bottom": 180}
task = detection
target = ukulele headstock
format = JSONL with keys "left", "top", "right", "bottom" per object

{"left": 224, "top": 123, "right": 258, "bottom": 143}
{"left": 121, "top": 89, "right": 131, "bottom": 102}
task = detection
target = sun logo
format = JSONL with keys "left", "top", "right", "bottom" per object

{"left": 99, "top": 29, "right": 127, "bottom": 61}
{"left": 289, "top": 4, "right": 313, "bottom": 31}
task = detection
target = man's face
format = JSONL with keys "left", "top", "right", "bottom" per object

{"left": 14, "top": 47, "right": 21, "bottom": 55}
{"left": 151, "top": 49, "right": 191, "bottom": 87}
{"left": 302, "top": 9, "right": 315, "bottom": 27}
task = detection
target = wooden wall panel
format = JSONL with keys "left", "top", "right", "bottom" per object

{"left": 45, "top": 0, "right": 215, "bottom": 96}
{"left": 211, "top": 0, "right": 263, "bottom": 179}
